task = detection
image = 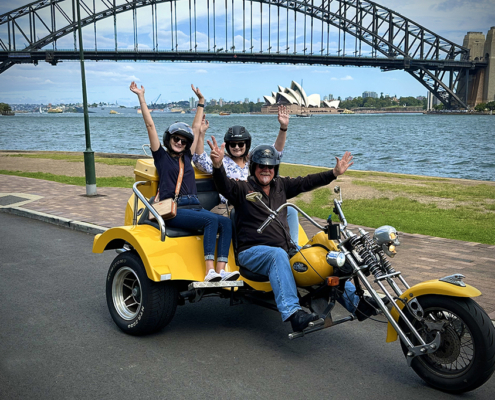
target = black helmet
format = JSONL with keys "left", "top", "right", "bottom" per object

{"left": 224, "top": 125, "right": 251, "bottom": 158}
{"left": 249, "top": 145, "right": 281, "bottom": 177}
{"left": 163, "top": 122, "right": 194, "bottom": 153}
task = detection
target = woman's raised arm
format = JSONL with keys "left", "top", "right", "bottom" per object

{"left": 130, "top": 81, "right": 161, "bottom": 152}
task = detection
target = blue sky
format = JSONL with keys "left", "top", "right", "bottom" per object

{"left": 0, "top": 0, "right": 493, "bottom": 105}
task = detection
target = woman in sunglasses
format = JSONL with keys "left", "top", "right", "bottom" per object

{"left": 130, "top": 82, "right": 238, "bottom": 282}
{"left": 191, "top": 89, "right": 300, "bottom": 246}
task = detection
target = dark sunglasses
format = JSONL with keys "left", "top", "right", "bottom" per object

{"left": 171, "top": 136, "right": 188, "bottom": 145}
{"left": 230, "top": 142, "right": 246, "bottom": 148}
{"left": 258, "top": 164, "right": 275, "bottom": 170}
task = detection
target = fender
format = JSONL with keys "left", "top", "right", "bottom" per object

{"left": 93, "top": 225, "right": 213, "bottom": 282}
{"left": 385, "top": 279, "right": 481, "bottom": 343}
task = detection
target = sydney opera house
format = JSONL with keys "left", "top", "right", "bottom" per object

{"left": 261, "top": 81, "right": 341, "bottom": 114}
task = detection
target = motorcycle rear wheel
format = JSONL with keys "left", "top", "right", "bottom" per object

{"left": 399, "top": 295, "right": 495, "bottom": 393}
{"left": 106, "top": 251, "right": 178, "bottom": 336}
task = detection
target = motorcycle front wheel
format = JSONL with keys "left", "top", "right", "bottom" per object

{"left": 399, "top": 295, "right": 495, "bottom": 393}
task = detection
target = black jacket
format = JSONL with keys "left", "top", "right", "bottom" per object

{"left": 212, "top": 165, "right": 338, "bottom": 253}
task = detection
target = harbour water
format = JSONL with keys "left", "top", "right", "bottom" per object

{"left": 1, "top": 109, "right": 494, "bottom": 182}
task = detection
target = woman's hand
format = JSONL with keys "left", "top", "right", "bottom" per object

{"left": 130, "top": 81, "right": 144, "bottom": 96}
{"left": 333, "top": 151, "right": 354, "bottom": 177}
{"left": 278, "top": 105, "right": 290, "bottom": 130}
{"left": 200, "top": 115, "right": 209, "bottom": 136}
{"left": 191, "top": 84, "right": 205, "bottom": 102}
{"left": 207, "top": 136, "right": 225, "bottom": 169}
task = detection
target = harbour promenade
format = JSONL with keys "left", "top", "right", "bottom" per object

{"left": 1, "top": 174, "right": 494, "bottom": 320}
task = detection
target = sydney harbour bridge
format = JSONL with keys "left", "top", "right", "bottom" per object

{"left": 0, "top": 0, "right": 492, "bottom": 109}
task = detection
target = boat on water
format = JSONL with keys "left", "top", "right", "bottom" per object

{"left": 295, "top": 113, "right": 311, "bottom": 118}
{"left": 219, "top": 111, "right": 231, "bottom": 116}
{"left": 170, "top": 108, "right": 184, "bottom": 113}
{"left": 341, "top": 109, "right": 355, "bottom": 114}
{"left": 47, "top": 107, "right": 63, "bottom": 113}
{"left": 1, "top": 111, "right": 15, "bottom": 116}
{"left": 109, "top": 110, "right": 119, "bottom": 114}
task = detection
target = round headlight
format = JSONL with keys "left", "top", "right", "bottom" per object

{"left": 326, "top": 251, "right": 345, "bottom": 267}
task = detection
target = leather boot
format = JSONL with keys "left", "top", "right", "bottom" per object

{"left": 290, "top": 310, "right": 319, "bottom": 332}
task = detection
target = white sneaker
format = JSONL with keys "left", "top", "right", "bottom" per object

{"left": 220, "top": 270, "right": 240, "bottom": 281}
{"left": 204, "top": 269, "right": 222, "bottom": 282}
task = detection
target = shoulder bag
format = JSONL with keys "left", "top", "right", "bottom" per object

{"left": 149, "top": 156, "right": 184, "bottom": 221}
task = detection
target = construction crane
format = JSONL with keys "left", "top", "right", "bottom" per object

{"left": 151, "top": 94, "right": 161, "bottom": 107}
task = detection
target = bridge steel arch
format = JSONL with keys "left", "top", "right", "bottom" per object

{"left": 0, "top": 0, "right": 487, "bottom": 109}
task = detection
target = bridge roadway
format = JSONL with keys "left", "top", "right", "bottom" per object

{"left": 1, "top": 173, "right": 494, "bottom": 321}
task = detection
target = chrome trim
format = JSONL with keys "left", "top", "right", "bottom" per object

{"left": 132, "top": 181, "right": 166, "bottom": 242}
{"left": 439, "top": 274, "right": 466, "bottom": 287}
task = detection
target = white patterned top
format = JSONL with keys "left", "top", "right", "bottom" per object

{"left": 192, "top": 145, "right": 283, "bottom": 203}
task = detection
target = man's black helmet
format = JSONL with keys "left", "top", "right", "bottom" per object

{"left": 163, "top": 122, "right": 194, "bottom": 153}
{"left": 224, "top": 125, "right": 251, "bottom": 158}
{"left": 249, "top": 145, "right": 281, "bottom": 177}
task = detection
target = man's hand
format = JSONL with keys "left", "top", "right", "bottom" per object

{"left": 191, "top": 84, "right": 205, "bottom": 102}
{"left": 200, "top": 115, "right": 209, "bottom": 136}
{"left": 333, "top": 151, "right": 354, "bottom": 177}
{"left": 207, "top": 136, "right": 225, "bottom": 169}
{"left": 278, "top": 105, "right": 289, "bottom": 130}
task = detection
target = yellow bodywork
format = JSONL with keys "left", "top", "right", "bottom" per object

{"left": 97, "top": 157, "right": 328, "bottom": 291}
{"left": 385, "top": 280, "right": 481, "bottom": 343}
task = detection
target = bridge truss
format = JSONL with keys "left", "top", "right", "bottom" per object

{"left": 0, "top": 0, "right": 487, "bottom": 108}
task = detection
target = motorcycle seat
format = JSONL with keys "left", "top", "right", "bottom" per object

{"left": 138, "top": 179, "right": 222, "bottom": 238}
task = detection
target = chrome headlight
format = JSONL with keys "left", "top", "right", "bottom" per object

{"left": 326, "top": 251, "right": 345, "bottom": 267}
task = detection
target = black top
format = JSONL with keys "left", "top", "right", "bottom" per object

{"left": 212, "top": 165, "right": 337, "bottom": 253}
{"left": 152, "top": 146, "right": 197, "bottom": 201}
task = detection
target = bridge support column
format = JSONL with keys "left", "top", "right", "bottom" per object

{"left": 461, "top": 32, "right": 486, "bottom": 107}
{"left": 483, "top": 27, "right": 495, "bottom": 103}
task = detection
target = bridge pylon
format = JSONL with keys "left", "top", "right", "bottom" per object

{"left": 460, "top": 27, "right": 495, "bottom": 107}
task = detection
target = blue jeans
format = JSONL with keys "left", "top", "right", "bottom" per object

{"left": 287, "top": 206, "right": 299, "bottom": 246}
{"left": 239, "top": 245, "right": 300, "bottom": 321}
{"left": 339, "top": 281, "right": 360, "bottom": 313}
{"left": 167, "top": 206, "right": 232, "bottom": 262}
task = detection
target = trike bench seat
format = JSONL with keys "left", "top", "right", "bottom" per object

{"left": 137, "top": 178, "right": 223, "bottom": 238}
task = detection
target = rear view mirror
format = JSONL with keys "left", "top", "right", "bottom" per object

{"left": 246, "top": 192, "right": 262, "bottom": 202}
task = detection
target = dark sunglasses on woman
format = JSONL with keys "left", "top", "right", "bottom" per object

{"left": 230, "top": 142, "right": 246, "bottom": 148}
{"left": 171, "top": 136, "right": 188, "bottom": 145}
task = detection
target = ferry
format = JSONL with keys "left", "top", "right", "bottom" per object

{"left": 47, "top": 107, "right": 63, "bottom": 113}
{"left": 109, "top": 110, "right": 119, "bottom": 114}
{"left": 219, "top": 111, "right": 231, "bottom": 116}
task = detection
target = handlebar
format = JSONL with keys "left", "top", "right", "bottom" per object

{"left": 257, "top": 215, "right": 275, "bottom": 233}
{"left": 133, "top": 181, "right": 166, "bottom": 242}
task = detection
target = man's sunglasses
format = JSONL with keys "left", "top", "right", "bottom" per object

{"left": 257, "top": 164, "right": 275, "bottom": 170}
{"left": 171, "top": 136, "right": 188, "bottom": 145}
{"left": 230, "top": 142, "right": 246, "bottom": 148}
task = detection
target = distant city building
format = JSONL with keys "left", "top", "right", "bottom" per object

{"left": 345, "top": 96, "right": 354, "bottom": 101}
{"left": 328, "top": 94, "right": 334, "bottom": 100}
{"left": 244, "top": 98, "right": 249, "bottom": 104}
{"left": 219, "top": 98, "right": 224, "bottom": 107}
{"left": 257, "top": 98, "right": 260, "bottom": 103}
{"left": 209, "top": 99, "right": 217, "bottom": 106}
{"left": 189, "top": 97, "right": 195, "bottom": 108}
{"left": 362, "top": 91, "right": 378, "bottom": 98}
{"left": 416, "top": 96, "right": 426, "bottom": 100}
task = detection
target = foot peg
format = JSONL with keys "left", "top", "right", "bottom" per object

{"left": 288, "top": 318, "right": 325, "bottom": 340}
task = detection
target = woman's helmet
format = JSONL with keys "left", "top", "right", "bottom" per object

{"left": 163, "top": 122, "right": 194, "bottom": 153}
{"left": 224, "top": 126, "right": 251, "bottom": 158}
{"left": 249, "top": 144, "right": 281, "bottom": 177}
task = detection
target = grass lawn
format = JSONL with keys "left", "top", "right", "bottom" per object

{"left": 3, "top": 153, "right": 494, "bottom": 244}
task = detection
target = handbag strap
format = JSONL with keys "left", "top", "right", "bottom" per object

{"left": 156, "top": 155, "right": 185, "bottom": 202}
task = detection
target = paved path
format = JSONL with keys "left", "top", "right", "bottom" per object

{"left": 1, "top": 174, "right": 494, "bottom": 319}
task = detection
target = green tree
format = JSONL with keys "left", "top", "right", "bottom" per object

{"left": 485, "top": 101, "right": 495, "bottom": 111}
{"left": 475, "top": 103, "right": 487, "bottom": 112}
{"left": 433, "top": 104, "right": 444, "bottom": 110}
{"left": 0, "top": 102, "right": 12, "bottom": 112}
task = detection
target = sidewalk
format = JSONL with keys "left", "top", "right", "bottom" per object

{"left": 1, "top": 174, "right": 494, "bottom": 319}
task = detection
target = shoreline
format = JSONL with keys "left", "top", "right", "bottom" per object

{"left": 2, "top": 149, "right": 494, "bottom": 184}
